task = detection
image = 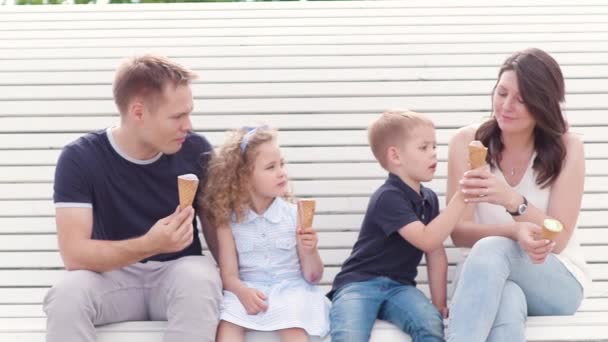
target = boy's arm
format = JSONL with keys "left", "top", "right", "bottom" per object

{"left": 398, "top": 191, "right": 467, "bottom": 252}
{"left": 426, "top": 247, "right": 448, "bottom": 317}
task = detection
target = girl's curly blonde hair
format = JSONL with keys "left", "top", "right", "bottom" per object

{"left": 201, "top": 126, "right": 289, "bottom": 229}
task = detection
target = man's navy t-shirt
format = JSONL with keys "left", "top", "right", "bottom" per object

{"left": 53, "top": 128, "right": 212, "bottom": 262}
{"left": 329, "top": 173, "right": 440, "bottom": 297}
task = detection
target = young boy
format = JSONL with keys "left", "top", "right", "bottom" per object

{"left": 328, "top": 110, "right": 467, "bottom": 342}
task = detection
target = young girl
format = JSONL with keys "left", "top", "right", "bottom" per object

{"left": 203, "top": 126, "right": 331, "bottom": 341}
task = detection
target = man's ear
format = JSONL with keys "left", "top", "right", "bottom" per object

{"left": 386, "top": 146, "right": 401, "bottom": 166}
{"left": 128, "top": 100, "right": 145, "bottom": 122}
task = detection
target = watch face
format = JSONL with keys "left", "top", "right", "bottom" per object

{"left": 518, "top": 203, "right": 528, "bottom": 215}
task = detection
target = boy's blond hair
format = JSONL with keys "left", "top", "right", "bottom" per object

{"left": 368, "top": 109, "right": 434, "bottom": 170}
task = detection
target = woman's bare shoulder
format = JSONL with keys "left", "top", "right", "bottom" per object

{"left": 449, "top": 124, "right": 478, "bottom": 146}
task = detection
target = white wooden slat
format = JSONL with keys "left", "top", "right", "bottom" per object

{"left": 0, "top": 266, "right": 446, "bottom": 287}
{"left": 6, "top": 23, "right": 608, "bottom": 40}
{"left": 1, "top": 281, "right": 607, "bottom": 308}
{"left": 4, "top": 15, "right": 608, "bottom": 32}
{"left": 5, "top": 53, "right": 608, "bottom": 72}
{"left": 0, "top": 126, "right": 605, "bottom": 151}
{"left": 4, "top": 78, "right": 608, "bottom": 101}
{"left": 2, "top": 244, "right": 608, "bottom": 270}
{"left": 1, "top": 317, "right": 608, "bottom": 342}
{"left": 2, "top": 157, "right": 608, "bottom": 184}
{"left": 1, "top": 264, "right": 607, "bottom": 288}
{"left": 0, "top": 305, "right": 44, "bottom": 318}
{"left": 2, "top": 94, "right": 608, "bottom": 117}
{"left": 3, "top": 175, "right": 608, "bottom": 200}
{"left": 0, "top": 212, "right": 605, "bottom": 234}
{"left": 2, "top": 0, "right": 608, "bottom": 12}
{"left": 2, "top": 128, "right": 608, "bottom": 151}
{"left": 3, "top": 65, "right": 608, "bottom": 86}
{"left": 2, "top": 312, "right": 608, "bottom": 334}
{"left": 7, "top": 5, "right": 608, "bottom": 22}
{"left": 2, "top": 163, "right": 608, "bottom": 199}
{"left": 0, "top": 289, "right": 48, "bottom": 304}
{"left": 5, "top": 42, "right": 608, "bottom": 60}
{"left": 7, "top": 32, "right": 608, "bottom": 49}
{"left": 4, "top": 192, "right": 608, "bottom": 217}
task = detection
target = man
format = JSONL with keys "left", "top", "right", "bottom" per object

{"left": 44, "top": 55, "right": 222, "bottom": 342}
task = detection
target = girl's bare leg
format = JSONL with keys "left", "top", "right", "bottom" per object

{"left": 278, "top": 327, "right": 308, "bottom": 342}
{"left": 216, "top": 320, "right": 246, "bottom": 342}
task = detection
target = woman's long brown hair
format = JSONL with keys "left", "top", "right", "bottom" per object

{"left": 475, "top": 48, "right": 568, "bottom": 188}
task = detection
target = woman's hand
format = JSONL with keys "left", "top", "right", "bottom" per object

{"left": 459, "top": 167, "right": 520, "bottom": 209}
{"left": 440, "top": 306, "right": 450, "bottom": 319}
{"left": 515, "top": 222, "right": 555, "bottom": 264}
{"left": 235, "top": 287, "right": 268, "bottom": 315}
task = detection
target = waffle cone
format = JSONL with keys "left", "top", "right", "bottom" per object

{"left": 468, "top": 141, "right": 488, "bottom": 169}
{"left": 540, "top": 228, "right": 560, "bottom": 241}
{"left": 297, "top": 199, "right": 316, "bottom": 228}
{"left": 540, "top": 218, "right": 563, "bottom": 241}
{"left": 178, "top": 177, "right": 199, "bottom": 209}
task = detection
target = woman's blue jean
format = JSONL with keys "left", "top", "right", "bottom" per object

{"left": 447, "top": 236, "right": 583, "bottom": 342}
{"left": 330, "top": 276, "right": 444, "bottom": 342}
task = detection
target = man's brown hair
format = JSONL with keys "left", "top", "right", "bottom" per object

{"left": 368, "top": 109, "right": 434, "bottom": 170}
{"left": 112, "top": 54, "right": 198, "bottom": 115}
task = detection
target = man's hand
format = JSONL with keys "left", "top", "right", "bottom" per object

{"left": 144, "top": 206, "right": 195, "bottom": 255}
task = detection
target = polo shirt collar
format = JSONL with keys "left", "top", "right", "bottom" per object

{"left": 242, "top": 197, "right": 284, "bottom": 224}
{"left": 386, "top": 173, "right": 432, "bottom": 205}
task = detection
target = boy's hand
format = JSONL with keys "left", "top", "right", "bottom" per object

{"left": 297, "top": 226, "right": 318, "bottom": 254}
{"left": 235, "top": 287, "right": 268, "bottom": 315}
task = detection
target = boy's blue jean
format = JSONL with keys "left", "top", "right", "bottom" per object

{"left": 330, "top": 276, "right": 444, "bottom": 342}
{"left": 447, "top": 237, "right": 583, "bottom": 342}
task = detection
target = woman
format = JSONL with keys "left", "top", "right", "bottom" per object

{"left": 445, "top": 48, "right": 591, "bottom": 342}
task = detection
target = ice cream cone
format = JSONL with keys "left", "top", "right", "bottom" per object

{"left": 178, "top": 174, "right": 199, "bottom": 209}
{"left": 468, "top": 140, "right": 488, "bottom": 169}
{"left": 541, "top": 218, "right": 563, "bottom": 241}
{"left": 297, "top": 199, "right": 316, "bottom": 228}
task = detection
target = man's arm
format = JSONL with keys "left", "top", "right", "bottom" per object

{"left": 56, "top": 206, "right": 195, "bottom": 272}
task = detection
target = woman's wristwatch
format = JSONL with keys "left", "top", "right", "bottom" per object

{"left": 507, "top": 196, "right": 528, "bottom": 216}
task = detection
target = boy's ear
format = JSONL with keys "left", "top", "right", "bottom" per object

{"left": 386, "top": 146, "right": 401, "bottom": 166}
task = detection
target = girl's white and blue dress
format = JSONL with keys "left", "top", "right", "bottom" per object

{"left": 220, "top": 197, "right": 331, "bottom": 337}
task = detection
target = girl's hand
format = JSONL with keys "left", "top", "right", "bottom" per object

{"left": 459, "top": 167, "right": 520, "bottom": 208}
{"left": 297, "top": 226, "right": 318, "bottom": 254}
{"left": 235, "top": 287, "right": 268, "bottom": 315}
{"left": 515, "top": 222, "right": 555, "bottom": 264}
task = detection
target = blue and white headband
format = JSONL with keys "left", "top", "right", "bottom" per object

{"left": 240, "top": 125, "right": 268, "bottom": 153}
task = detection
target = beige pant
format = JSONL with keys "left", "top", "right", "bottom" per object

{"left": 43, "top": 255, "right": 222, "bottom": 342}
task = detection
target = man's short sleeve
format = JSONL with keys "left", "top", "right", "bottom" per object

{"left": 53, "top": 146, "right": 92, "bottom": 208}
{"left": 373, "top": 190, "right": 420, "bottom": 236}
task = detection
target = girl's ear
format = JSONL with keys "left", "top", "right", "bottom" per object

{"left": 386, "top": 146, "right": 401, "bottom": 166}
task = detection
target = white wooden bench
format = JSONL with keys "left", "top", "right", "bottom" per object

{"left": 1, "top": 0, "right": 608, "bottom": 341}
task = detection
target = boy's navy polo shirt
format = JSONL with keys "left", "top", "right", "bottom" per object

{"left": 53, "top": 128, "right": 212, "bottom": 262}
{"left": 329, "top": 173, "right": 439, "bottom": 298}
